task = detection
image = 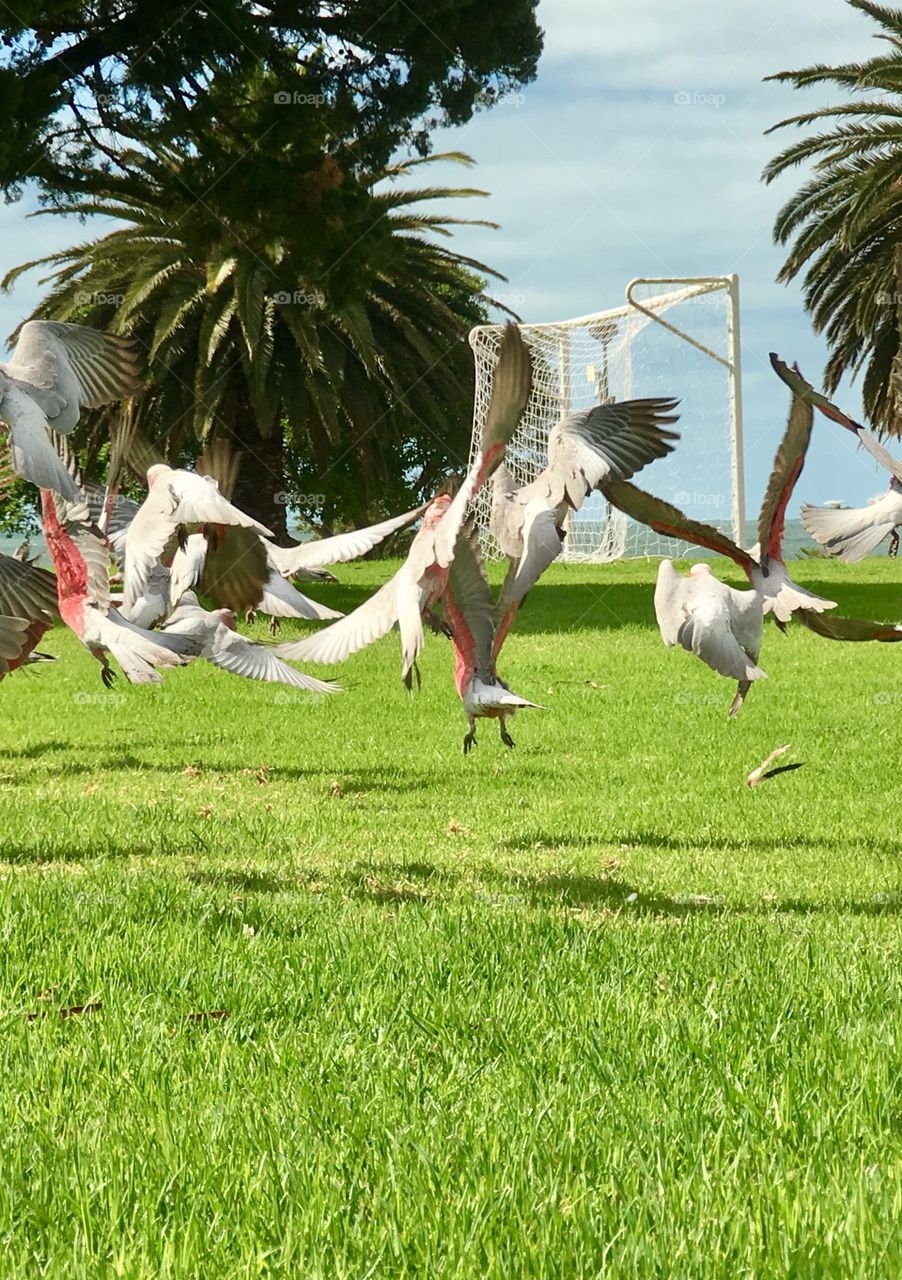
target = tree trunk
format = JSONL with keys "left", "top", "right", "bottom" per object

{"left": 230, "top": 413, "right": 289, "bottom": 544}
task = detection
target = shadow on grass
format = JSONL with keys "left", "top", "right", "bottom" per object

{"left": 0, "top": 757, "right": 431, "bottom": 795}
{"left": 285, "top": 578, "right": 902, "bottom": 638}
{"left": 502, "top": 829, "right": 902, "bottom": 858}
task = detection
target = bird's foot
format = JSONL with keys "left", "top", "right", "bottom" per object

{"left": 462, "top": 731, "right": 476, "bottom": 755}
{"left": 100, "top": 662, "right": 116, "bottom": 690}
{"left": 269, "top": 616, "right": 281, "bottom": 637}
{"left": 500, "top": 728, "right": 516, "bottom": 750}
{"left": 890, "top": 530, "right": 899, "bottom": 559}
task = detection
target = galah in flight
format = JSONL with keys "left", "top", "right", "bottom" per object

{"left": 274, "top": 321, "right": 534, "bottom": 685}
{"left": 654, "top": 560, "right": 765, "bottom": 718}
{"left": 439, "top": 527, "right": 542, "bottom": 752}
{"left": 490, "top": 395, "right": 680, "bottom": 615}
{"left": 161, "top": 592, "right": 340, "bottom": 693}
{"left": 0, "top": 321, "right": 140, "bottom": 499}
{"left": 122, "top": 465, "right": 273, "bottom": 616}
{"left": 770, "top": 354, "right": 902, "bottom": 562}
{"left": 41, "top": 487, "right": 192, "bottom": 685}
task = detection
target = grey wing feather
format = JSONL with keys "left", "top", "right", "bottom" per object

{"left": 480, "top": 322, "right": 533, "bottom": 461}
{"left": 445, "top": 530, "right": 496, "bottom": 678}
{"left": 212, "top": 629, "right": 341, "bottom": 692}
{"left": 795, "top": 611, "right": 902, "bottom": 642}
{"left": 757, "top": 389, "right": 812, "bottom": 558}
{"left": 603, "top": 479, "right": 754, "bottom": 571}
{"left": 0, "top": 552, "right": 58, "bottom": 620}
{"left": 4, "top": 321, "right": 140, "bottom": 429}
{"left": 548, "top": 397, "right": 680, "bottom": 508}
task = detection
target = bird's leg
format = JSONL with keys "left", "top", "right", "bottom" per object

{"left": 890, "top": 529, "right": 900, "bottom": 559}
{"left": 499, "top": 714, "right": 515, "bottom": 750}
{"left": 423, "top": 609, "right": 452, "bottom": 639}
{"left": 268, "top": 616, "right": 281, "bottom": 637}
{"left": 93, "top": 649, "right": 116, "bottom": 689}
{"left": 245, "top": 609, "right": 256, "bottom": 627}
{"left": 462, "top": 715, "right": 477, "bottom": 755}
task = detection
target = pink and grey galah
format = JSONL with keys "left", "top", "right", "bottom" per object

{"left": 440, "top": 527, "right": 543, "bottom": 753}
{"left": 41, "top": 487, "right": 193, "bottom": 686}
{"left": 274, "top": 321, "right": 534, "bottom": 686}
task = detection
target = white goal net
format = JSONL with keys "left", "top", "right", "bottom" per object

{"left": 467, "top": 276, "right": 745, "bottom": 561}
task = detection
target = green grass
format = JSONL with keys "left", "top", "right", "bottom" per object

{"left": 1, "top": 556, "right": 901, "bottom": 1278}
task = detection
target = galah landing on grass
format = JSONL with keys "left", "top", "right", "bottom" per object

{"left": 0, "top": 321, "right": 140, "bottom": 499}
{"left": 770, "top": 355, "right": 902, "bottom": 562}
{"left": 274, "top": 321, "right": 534, "bottom": 687}
{"left": 40, "top": 488, "right": 193, "bottom": 686}
{"left": 654, "top": 560, "right": 766, "bottom": 718}
{"left": 161, "top": 592, "right": 341, "bottom": 693}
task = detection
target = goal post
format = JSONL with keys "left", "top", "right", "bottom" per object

{"left": 467, "top": 275, "right": 746, "bottom": 561}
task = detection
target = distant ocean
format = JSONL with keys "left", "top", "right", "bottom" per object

{"left": 0, "top": 520, "right": 873, "bottom": 565}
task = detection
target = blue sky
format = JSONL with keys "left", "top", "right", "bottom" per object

{"left": 0, "top": 0, "right": 894, "bottom": 519}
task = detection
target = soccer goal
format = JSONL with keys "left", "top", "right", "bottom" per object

{"left": 467, "top": 276, "right": 746, "bottom": 560}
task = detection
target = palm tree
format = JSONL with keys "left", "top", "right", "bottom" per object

{"left": 764, "top": 0, "right": 902, "bottom": 437}
{"left": 4, "top": 140, "right": 504, "bottom": 536}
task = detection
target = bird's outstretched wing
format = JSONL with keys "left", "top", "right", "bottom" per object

{"left": 758, "top": 386, "right": 813, "bottom": 561}
{"left": 795, "top": 610, "right": 902, "bottom": 642}
{"left": 770, "top": 352, "right": 902, "bottom": 483}
{"left": 267, "top": 506, "right": 423, "bottom": 577}
{"left": 3, "top": 321, "right": 140, "bottom": 431}
{"left": 274, "top": 573, "right": 402, "bottom": 666}
{"left": 0, "top": 551, "right": 58, "bottom": 622}
{"left": 603, "top": 480, "right": 757, "bottom": 573}
{"left": 547, "top": 397, "right": 680, "bottom": 509}
{"left": 210, "top": 627, "right": 341, "bottom": 692}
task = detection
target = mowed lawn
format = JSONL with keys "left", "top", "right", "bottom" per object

{"left": 1, "top": 556, "right": 901, "bottom": 1278}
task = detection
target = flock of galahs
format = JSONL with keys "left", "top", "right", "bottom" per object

{"left": 1, "top": 318, "right": 901, "bottom": 750}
